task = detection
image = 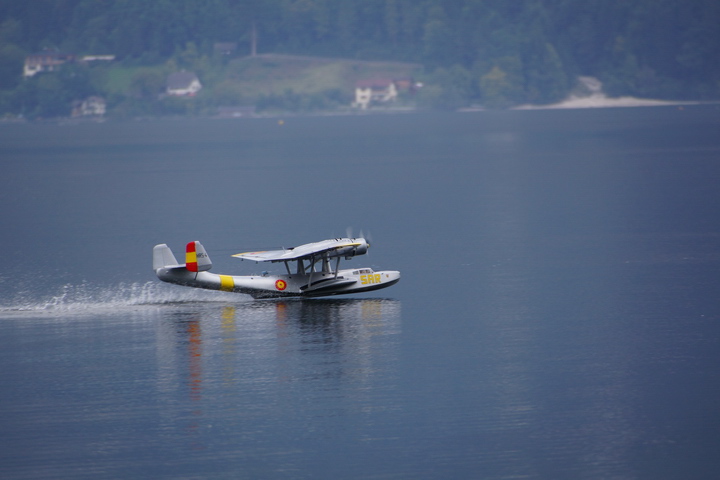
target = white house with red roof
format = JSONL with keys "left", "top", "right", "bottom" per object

{"left": 354, "top": 79, "right": 399, "bottom": 109}
{"left": 23, "top": 50, "right": 76, "bottom": 77}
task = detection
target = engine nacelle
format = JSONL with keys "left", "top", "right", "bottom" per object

{"left": 341, "top": 238, "right": 369, "bottom": 259}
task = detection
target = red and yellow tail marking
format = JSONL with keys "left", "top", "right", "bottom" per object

{"left": 219, "top": 275, "right": 234, "bottom": 292}
{"left": 186, "top": 242, "right": 198, "bottom": 272}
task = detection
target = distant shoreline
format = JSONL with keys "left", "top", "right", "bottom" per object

{"left": 3, "top": 98, "right": 717, "bottom": 126}
{"left": 513, "top": 95, "right": 711, "bottom": 110}
{"left": 513, "top": 76, "right": 717, "bottom": 110}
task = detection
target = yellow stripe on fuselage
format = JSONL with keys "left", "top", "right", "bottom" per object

{"left": 219, "top": 275, "right": 234, "bottom": 292}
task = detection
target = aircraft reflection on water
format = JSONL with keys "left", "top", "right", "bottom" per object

{"left": 154, "top": 298, "right": 401, "bottom": 425}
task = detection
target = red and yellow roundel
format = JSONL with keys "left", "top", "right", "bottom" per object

{"left": 275, "top": 279, "right": 287, "bottom": 291}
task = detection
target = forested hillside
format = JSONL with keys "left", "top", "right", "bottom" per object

{"left": 1, "top": 0, "right": 718, "bottom": 117}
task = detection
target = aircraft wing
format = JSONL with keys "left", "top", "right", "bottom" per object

{"left": 232, "top": 238, "right": 365, "bottom": 263}
{"left": 231, "top": 249, "right": 290, "bottom": 262}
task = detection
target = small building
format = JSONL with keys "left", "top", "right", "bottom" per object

{"left": 166, "top": 71, "right": 202, "bottom": 97}
{"left": 72, "top": 96, "right": 106, "bottom": 117}
{"left": 353, "top": 79, "right": 398, "bottom": 110}
{"left": 23, "top": 50, "right": 76, "bottom": 77}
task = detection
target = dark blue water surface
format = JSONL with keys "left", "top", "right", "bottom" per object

{"left": 2, "top": 107, "right": 720, "bottom": 479}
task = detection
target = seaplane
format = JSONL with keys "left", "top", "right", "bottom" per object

{"left": 152, "top": 237, "right": 400, "bottom": 299}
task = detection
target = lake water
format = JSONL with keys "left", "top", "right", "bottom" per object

{"left": 2, "top": 107, "right": 720, "bottom": 479}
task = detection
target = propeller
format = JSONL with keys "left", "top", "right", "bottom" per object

{"left": 346, "top": 226, "right": 372, "bottom": 242}
{"left": 360, "top": 229, "right": 372, "bottom": 243}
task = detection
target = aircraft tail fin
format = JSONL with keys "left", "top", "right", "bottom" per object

{"left": 153, "top": 244, "right": 181, "bottom": 270}
{"left": 185, "top": 241, "right": 212, "bottom": 272}
{"left": 153, "top": 242, "right": 212, "bottom": 272}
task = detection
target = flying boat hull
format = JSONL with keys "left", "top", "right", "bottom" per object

{"left": 155, "top": 267, "right": 400, "bottom": 299}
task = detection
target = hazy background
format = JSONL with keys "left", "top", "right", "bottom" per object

{"left": 1, "top": 0, "right": 719, "bottom": 118}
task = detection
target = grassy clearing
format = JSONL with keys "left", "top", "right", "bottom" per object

{"left": 220, "top": 54, "right": 422, "bottom": 99}
{"left": 100, "top": 65, "right": 168, "bottom": 94}
{"left": 88, "top": 54, "right": 423, "bottom": 115}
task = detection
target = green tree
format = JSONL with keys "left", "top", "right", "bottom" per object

{"left": 417, "top": 65, "right": 472, "bottom": 110}
{"left": 0, "top": 18, "right": 25, "bottom": 90}
{"left": 477, "top": 56, "right": 524, "bottom": 107}
{"left": 129, "top": 70, "right": 165, "bottom": 99}
{"left": 384, "top": 0, "right": 400, "bottom": 47}
{"left": 7, "top": 62, "right": 95, "bottom": 118}
{"left": 0, "top": 43, "right": 25, "bottom": 90}
{"left": 479, "top": 65, "right": 522, "bottom": 108}
{"left": 524, "top": 42, "right": 568, "bottom": 104}
{"left": 422, "top": 5, "right": 456, "bottom": 67}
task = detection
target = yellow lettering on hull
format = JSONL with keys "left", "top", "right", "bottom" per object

{"left": 360, "top": 274, "right": 382, "bottom": 285}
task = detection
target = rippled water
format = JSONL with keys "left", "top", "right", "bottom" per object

{"left": 2, "top": 107, "right": 720, "bottom": 478}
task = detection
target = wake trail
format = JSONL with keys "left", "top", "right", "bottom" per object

{"left": 0, "top": 281, "right": 247, "bottom": 317}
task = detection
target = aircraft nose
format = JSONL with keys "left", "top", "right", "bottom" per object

{"left": 385, "top": 270, "right": 401, "bottom": 284}
{"left": 352, "top": 238, "right": 369, "bottom": 255}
